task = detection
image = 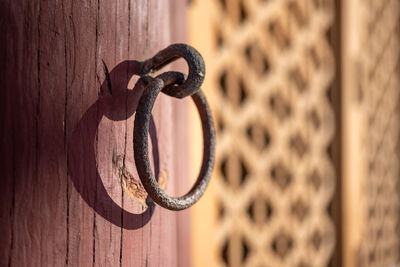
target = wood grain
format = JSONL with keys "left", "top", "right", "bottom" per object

{"left": 0, "top": 0, "right": 41, "bottom": 266}
{"left": 65, "top": 0, "right": 97, "bottom": 266}
{"left": 0, "top": 0, "right": 189, "bottom": 266}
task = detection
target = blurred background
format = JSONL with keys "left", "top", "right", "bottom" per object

{"left": 187, "top": 0, "right": 400, "bottom": 266}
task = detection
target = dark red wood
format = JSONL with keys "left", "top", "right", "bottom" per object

{"left": 65, "top": 1, "right": 98, "bottom": 266}
{"left": 0, "top": 0, "right": 190, "bottom": 266}
{"left": 0, "top": 0, "right": 41, "bottom": 266}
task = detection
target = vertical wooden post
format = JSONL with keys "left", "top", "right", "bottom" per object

{"left": 0, "top": 1, "right": 190, "bottom": 266}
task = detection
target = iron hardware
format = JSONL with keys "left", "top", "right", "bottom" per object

{"left": 134, "top": 44, "right": 215, "bottom": 210}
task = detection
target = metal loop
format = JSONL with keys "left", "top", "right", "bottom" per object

{"left": 140, "top": 43, "right": 205, "bottom": 99}
{"left": 133, "top": 72, "right": 215, "bottom": 210}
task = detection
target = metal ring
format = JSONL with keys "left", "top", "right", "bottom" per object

{"left": 133, "top": 72, "right": 215, "bottom": 210}
{"left": 140, "top": 44, "right": 205, "bottom": 99}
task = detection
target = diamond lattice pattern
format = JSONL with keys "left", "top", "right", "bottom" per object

{"left": 205, "top": 0, "right": 337, "bottom": 266}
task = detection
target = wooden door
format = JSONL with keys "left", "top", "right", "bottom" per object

{"left": 0, "top": 1, "right": 191, "bottom": 266}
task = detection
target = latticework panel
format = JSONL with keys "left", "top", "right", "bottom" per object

{"left": 357, "top": 0, "right": 400, "bottom": 266}
{"left": 193, "top": 0, "right": 337, "bottom": 266}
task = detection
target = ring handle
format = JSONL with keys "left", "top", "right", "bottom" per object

{"left": 133, "top": 72, "right": 215, "bottom": 210}
{"left": 140, "top": 43, "right": 205, "bottom": 99}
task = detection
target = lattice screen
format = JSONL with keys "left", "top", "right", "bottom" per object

{"left": 357, "top": 0, "right": 400, "bottom": 266}
{"left": 193, "top": 0, "right": 337, "bottom": 266}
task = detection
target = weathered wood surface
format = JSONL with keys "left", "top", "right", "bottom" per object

{"left": 0, "top": 0, "right": 190, "bottom": 266}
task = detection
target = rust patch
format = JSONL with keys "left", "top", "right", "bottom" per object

{"left": 112, "top": 155, "right": 168, "bottom": 208}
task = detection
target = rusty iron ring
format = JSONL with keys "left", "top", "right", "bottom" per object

{"left": 140, "top": 43, "right": 205, "bottom": 99}
{"left": 134, "top": 71, "right": 215, "bottom": 210}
